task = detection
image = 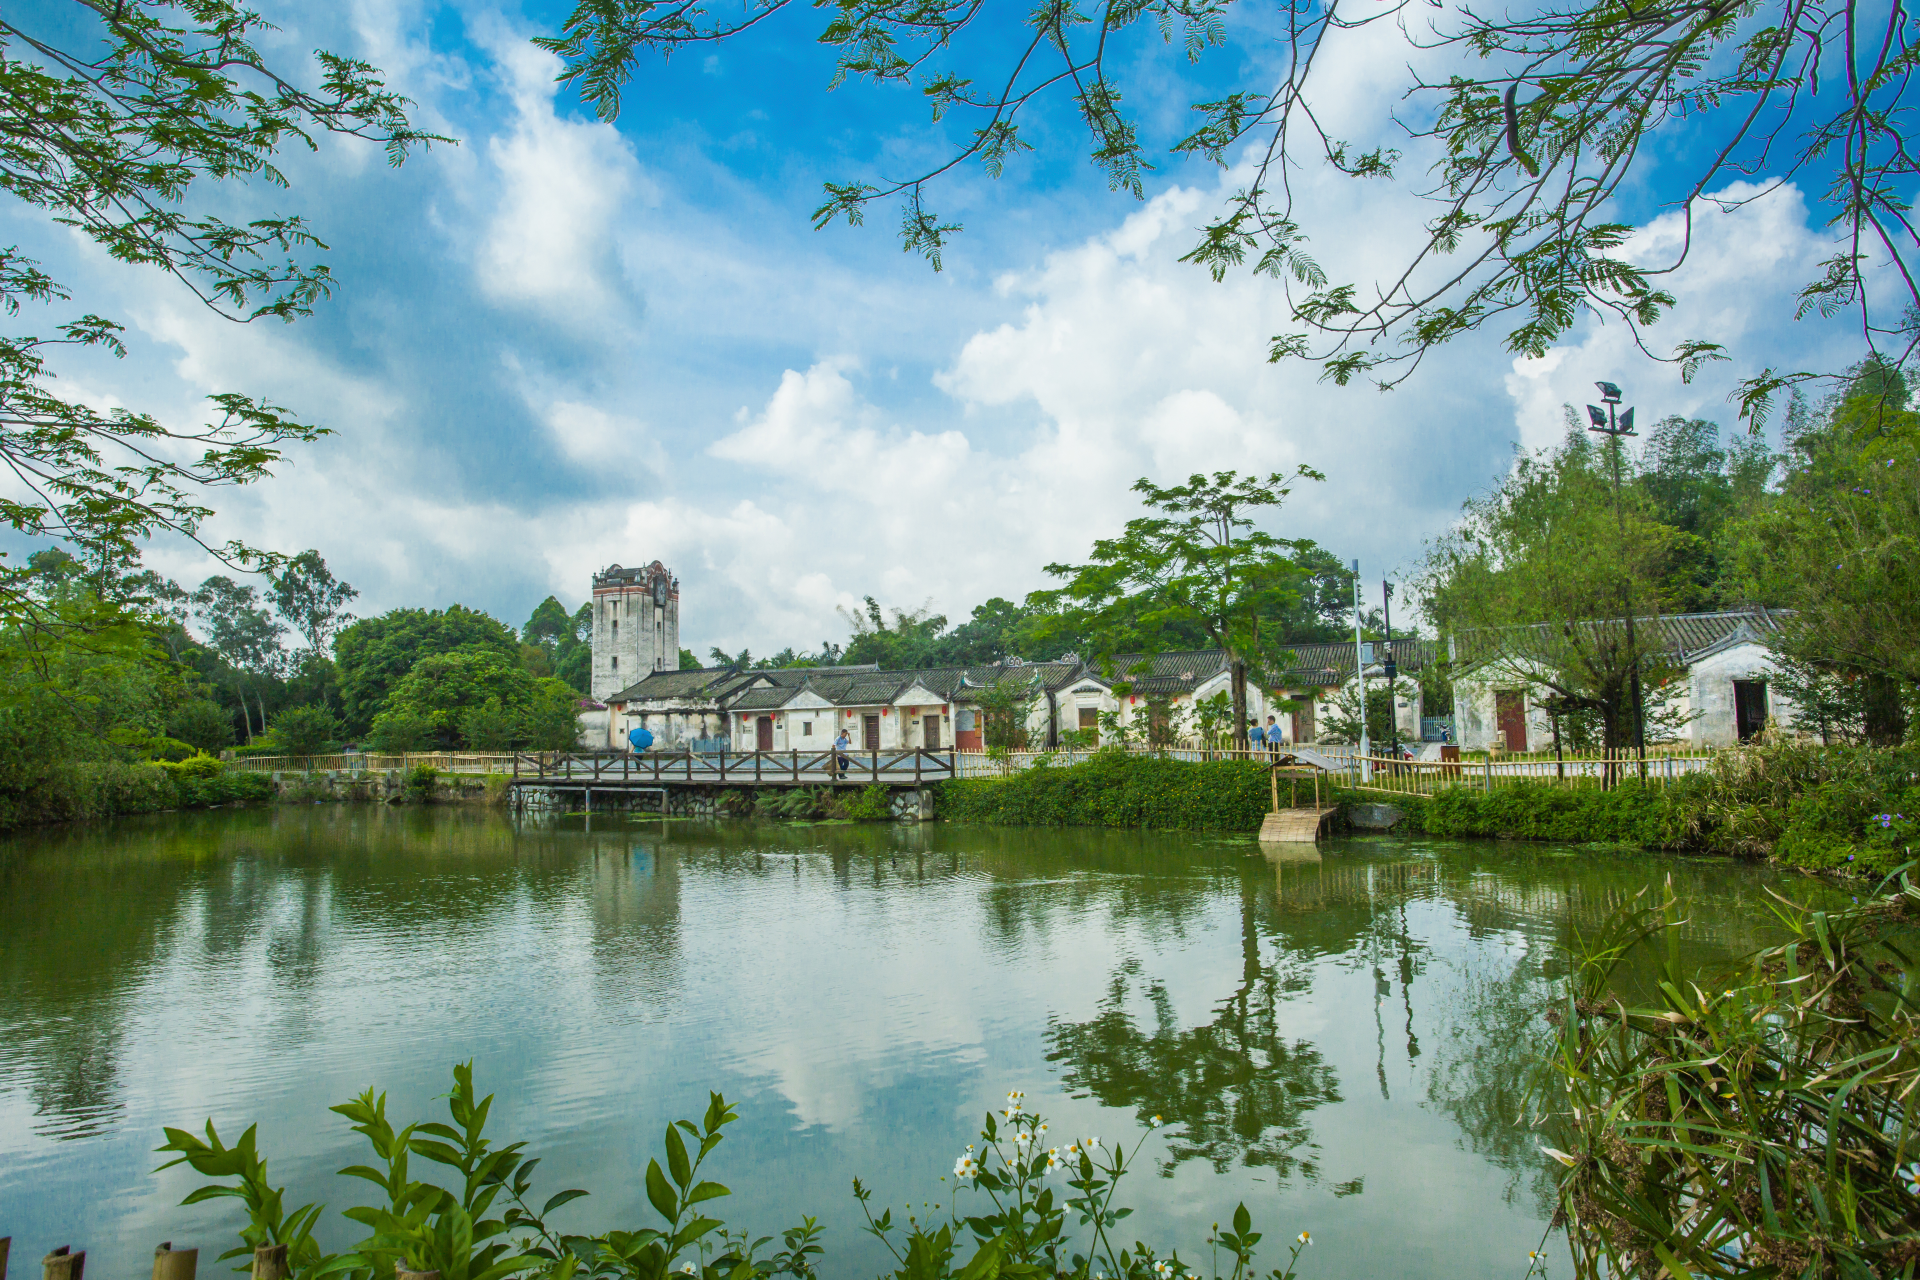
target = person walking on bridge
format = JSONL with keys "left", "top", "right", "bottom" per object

{"left": 628, "top": 723, "right": 654, "bottom": 753}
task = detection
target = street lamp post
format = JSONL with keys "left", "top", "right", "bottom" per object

{"left": 1584, "top": 381, "right": 1647, "bottom": 781}
{"left": 1382, "top": 580, "right": 1400, "bottom": 761}
{"left": 1351, "top": 559, "right": 1370, "bottom": 781}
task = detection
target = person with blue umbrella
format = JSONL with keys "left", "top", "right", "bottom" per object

{"left": 627, "top": 723, "right": 654, "bottom": 752}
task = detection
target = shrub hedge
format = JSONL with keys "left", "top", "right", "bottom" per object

{"left": 936, "top": 752, "right": 1272, "bottom": 831}
{"left": 0, "top": 755, "right": 274, "bottom": 832}
{"left": 935, "top": 742, "right": 1920, "bottom": 874}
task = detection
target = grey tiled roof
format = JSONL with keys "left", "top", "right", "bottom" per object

{"left": 1273, "top": 639, "right": 1436, "bottom": 687}
{"left": 1450, "top": 608, "right": 1789, "bottom": 672}
{"left": 608, "top": 666, "right": 751, "bottom": 704}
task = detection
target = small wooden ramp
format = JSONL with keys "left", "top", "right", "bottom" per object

{"left": 1259, "top": 808, "right": 1335, "bottom": 843}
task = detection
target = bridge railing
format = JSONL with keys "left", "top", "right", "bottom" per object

{"left": 511, "top": 748, "right": 958, "bottom": 786}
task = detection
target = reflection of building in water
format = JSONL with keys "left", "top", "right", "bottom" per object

{"left": 583, "top": 836, "right": 684, "bottom": 1009}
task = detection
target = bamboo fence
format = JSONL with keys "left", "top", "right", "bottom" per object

{"left": 227, "top": 752, "right": 519, "bottom": 775}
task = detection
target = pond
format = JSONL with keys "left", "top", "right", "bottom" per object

{"left": 0, "top": 808, "right": 1850, "bottom": 1278}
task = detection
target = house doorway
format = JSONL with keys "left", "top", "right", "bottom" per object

{"left": 755, "top": 716, "right": 773, "bottom": 750}
{"left": 1291, "top": 702, "right": 1314, "bottom": 744}
{"left": 1734, "top": 680, "right": 1769, "bottom": 741}
{"left": 1078, "top": 708, "right": 1099, "bottom": 737}
{"left": 862, "top": 715, "right": 881, "bottom": 750}
{"left": 1494, "top": 691, "right": 1528, "bottom": 753}
{"left": 923, "top": 715, "right": 942, "bottom": 749}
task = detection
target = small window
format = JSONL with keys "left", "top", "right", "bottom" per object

{"left": 612, "top": 620, "right": 618, "bottom": 639}
{"left": 803, "top": 721, "right": 813, "bottom": 736}
{"left": 611, "top": 656, "right": 618, "bottom": 671}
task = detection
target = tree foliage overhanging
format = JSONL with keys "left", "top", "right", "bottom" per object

{"left": 539, "top": 0, "right": 1913, "bottom": 408}
{"left": 0, "top": 0, "right": 444, "bottom": 627}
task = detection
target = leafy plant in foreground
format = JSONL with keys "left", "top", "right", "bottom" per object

{"left": 157, "top": 1071, "right": 1314, "bottom": 1280}
{"left": 1538, "top": 870, "right": 1920, "bottom": 1278}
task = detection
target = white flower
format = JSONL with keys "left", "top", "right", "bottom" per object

{"left": 680, "top": 1264, "right": 697, "bottom": 1276}
{"left": 1902, "top": 1162, "right": 1920, "bottom": 1196}
{"left": 953, "top": 1154, "right": 978, "bottom": 1180}
{"left": 1045, "top": 1147, "right": 1064, "bottom": 1173}
{"left": 1152, "top": 1262, "right": 1173, "bottom": 1278}
{"left": 1296, "top": 1231, "right": 1312, "bottom": 1246}
{"left": 1037, "top": 1123, "right": 1047, "bottom": 1135}
{"left": 1085, "top": 1136, "right": 1100, "bottom": 1149}
{"left": 1015, "top": 1130, "right": 1032, "bottom": 1146}
{"left": 1149, "top": 1114, "right": 1163, "bottom": 1127}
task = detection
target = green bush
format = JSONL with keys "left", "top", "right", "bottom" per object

{"left": 0, "top": 756, "right": 272, "bottom": 831}
{"left": 165, "top": 698, "right": 232, "bottom": 753}
{"left": 404, "top": 762, "right": 439, "bottom": 802}
{"left": 842, "top": 783, "right": 894, "bottom": 821}
{"left": 269, "top": 704, "right": 339, "bottom": 757}
{"left": 937, "top": 751, "right": 1270, "bottom": 831}
{"left": 143, "top": 735, "right": 198, "bottom": 762}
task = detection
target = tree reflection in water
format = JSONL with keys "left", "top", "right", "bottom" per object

{"left": 1046, "top": 878, "right": 1342, "bottom": 1182}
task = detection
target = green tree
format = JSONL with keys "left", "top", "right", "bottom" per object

{"left": 0, "top": 3, "right": 439, "bottom": 631}
{"left": 333, "top": 606, "right": 519, "bottom": 734}
{"left": 190, "top": 576, "right": 283, "bottom": 742}
{"left": 1035, "top": 470, "right": 1323, "bottom": 751}
{"left": 268, "top": 551, "right": 358, "bottom": 655}
{"left": 268, "top": 704, "right": 337, "bottom": 757}
{"left": 165, "top": 698, "right": 231, "bottom": 753}
{"left": 840, "top": 597, "right": 949, "bottom": 668}
{"left": 539, "top": 0, "right": 1905, "bottom": 410}
{"left": 370, "top": 647, "right": 536, "bottom": 750}
{"left": 1723, "top": 357, "right": 1920, "bottom": 743}
{"left": 1422, "top": 430, "right": 1695, "bottom": 753}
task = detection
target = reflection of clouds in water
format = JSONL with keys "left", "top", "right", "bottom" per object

{"left": 0, "top": 813, "right": 1842, "bottom": 1280}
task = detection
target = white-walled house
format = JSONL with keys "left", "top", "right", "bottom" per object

{"left": 1449, "top": 609, "right": 1800, "bottom": 751}
{"left": 593, "top": 650, "right": 1286, "bottom": 753}
{"left": 1266, "top": 640, "right": 1432, "bottom": 745}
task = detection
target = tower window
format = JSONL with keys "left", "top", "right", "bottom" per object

{"left": 611, "top": 656, "right": 618, "bottom": 671}
{"left": 612, "top": 620, "right": 618, "bottom": 639}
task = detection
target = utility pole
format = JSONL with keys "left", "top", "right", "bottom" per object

{"left": 1383, "top": 580, "right": 1400, "bottom": 761}
{"left": 1352, "top": 559, "right": 1369, "bottom": 781}
{"left": 1585, "top": 381, "right": 1647, "bottom": 781}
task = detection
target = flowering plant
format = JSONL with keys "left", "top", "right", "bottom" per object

{"left": 856, "top": 1091, "right": 1311, "bottom": 1280}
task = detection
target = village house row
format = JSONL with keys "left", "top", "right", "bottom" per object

{"left": 577, "top": 561, "right": 1799, "bottom": 754}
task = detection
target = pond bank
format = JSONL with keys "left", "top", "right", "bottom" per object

{"left": 932, "top": 742, "right": 1920, "bottom": 875}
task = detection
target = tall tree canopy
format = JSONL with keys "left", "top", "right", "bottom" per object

{"left": 333, "top": 606, "right": 519, "bottom": 735}
{"left": 1722, "top": 357, "right": 1920, "bottom": 741}
{"left": 268, "top": 551, "right": 358, "bottom": 655}
{"left": 1034, "top": 469, "right": 1324, "bottom": 750}
{"left": 539, "top": 0, "right": 1907, "bottom": 407}
{"left": 0, "top": 2, "right": 439, "bottom": 629}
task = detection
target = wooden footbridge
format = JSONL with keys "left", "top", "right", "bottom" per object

{"left": 1258, "top": 757, "right": 1335, "bottom": 844}
{"left": 509, "top": 748, "right": 956, "bottom": 794}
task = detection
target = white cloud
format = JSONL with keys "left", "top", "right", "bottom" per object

{"left": 1504, "top": 181, "right": 1849, "bottom": 456}
{"left": 474, "top": 31, "right": 645, "bottom": 326}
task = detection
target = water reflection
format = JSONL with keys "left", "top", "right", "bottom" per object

{"left": 0, "top": 810, "right": 1851, "bottom": 1280}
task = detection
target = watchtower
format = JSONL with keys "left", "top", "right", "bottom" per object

{"left": 591, "top": 561, "right": 680, "bottom": 699}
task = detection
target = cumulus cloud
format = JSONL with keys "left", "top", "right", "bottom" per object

{"left": 1504, "top": 181, "right": 1856, "bottom": 456}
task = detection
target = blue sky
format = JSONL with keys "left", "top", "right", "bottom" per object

{"left": 6, "top": 0, "right": 1877, "bottom": 655}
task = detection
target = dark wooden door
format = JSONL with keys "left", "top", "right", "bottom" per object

{"left": 1734, "top": 680, "right": 1769, "bottom": 741}
{"left": 923, "top": 715, "right": 941, "bottom": 749}
{"left": 1495, "top": 691, "right": 1528, "bottom": 753}
{"left": 756, "top": 716, "right": 773, "bottom": 750}
{"left": 863, "top": 715, "right": 881, "bottom": 749}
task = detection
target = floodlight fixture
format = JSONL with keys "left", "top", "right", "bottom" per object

{"left": 1587, "top": 404, "right": 1608, "bottom": 428}
{"left": 1617, "top": 406, "right": 1636, "bottom": 434}
{"left": 1595, "top": 380, "right": 1623, "bottom": 403}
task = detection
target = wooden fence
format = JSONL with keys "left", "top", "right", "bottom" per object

{"left": 1336, "top": 747, "right": 1721, "bottom": 797}
{"left": 228, "top": 753, "right": 519, "bottom": 775}
{"left": 0, "top": 1240, "right": 319, "bottom": 1280}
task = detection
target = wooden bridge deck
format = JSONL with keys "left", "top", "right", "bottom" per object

{"left": 1258, "top": 808, "right": 1335, "bottom": 843}
{"left": 510, "top": 749, "right": 956, "bottom": 789}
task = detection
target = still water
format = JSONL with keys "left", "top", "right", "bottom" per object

{"left": 0, "top": 808, "right": 1846, "bottom": 1277}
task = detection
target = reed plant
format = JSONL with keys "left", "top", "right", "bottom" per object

{"left": 1537, "top": 866, "right": 1920, "bottom": 1278}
